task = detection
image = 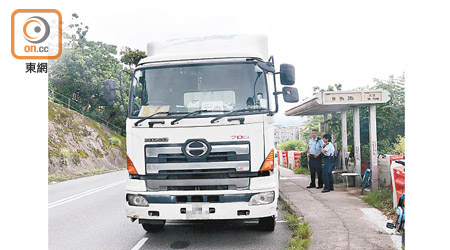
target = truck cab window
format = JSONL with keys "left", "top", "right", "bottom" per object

{"left": 129, "top": 62, "right": 269, "bottom": 118}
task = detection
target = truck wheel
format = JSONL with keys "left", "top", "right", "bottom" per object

{"left": 259, "top": 216, "right": 276, "bottom": 231}
{"left": 142, "top": 220, "right": 165, "bottom": 232}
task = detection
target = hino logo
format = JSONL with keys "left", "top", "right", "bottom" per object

{"left": 183, "top": 139, "right": 210, "bottom": 158}
{"left": 145, "top": 137, "right": 169, "bottom": 143}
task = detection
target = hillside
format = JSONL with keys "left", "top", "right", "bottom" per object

{"left": 48, "top": 101, "right": 126, "bottom": 182}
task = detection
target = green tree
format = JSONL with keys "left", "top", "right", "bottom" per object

{"left": 49, "top": 14, "right": 134, "bottom": 134}
{"left": 277, "top": 140, "right": 307, "bottom": 152}
{"left": 300, "top": 116, "right": 323, "bottom": 140}
{"left": 120, "top": 47, "right": 146, "bottom": 68}
{"left": 372, "top": 73, "right": 405, "bottom": 144}
{"left": 357, "top": 73, "right": 405, "bottom": 157}
{"left": 312, "top": 83, "right": 342, "bottom": 95}
{"left": 311, "top": 83, "right": 343, "bottom": 146}
{"left": 393, "top": 136, "right": 405, "bottom": 155}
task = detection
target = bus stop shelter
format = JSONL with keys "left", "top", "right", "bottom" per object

{"left": 285, "top": 90, "right": 390, "bottom": 190}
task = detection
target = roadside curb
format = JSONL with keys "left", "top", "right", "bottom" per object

{"left": 279, "top": 188, "right": 313, "bottom": 250}
{"left": 279, "top": 190, "right": 302, "bottom": 218}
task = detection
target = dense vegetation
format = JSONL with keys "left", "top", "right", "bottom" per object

{"left": 48, "top": 101, "right": 126, "bottom": 182}
{"left": 49, "top": 14, "right": 145, "bottom": 135}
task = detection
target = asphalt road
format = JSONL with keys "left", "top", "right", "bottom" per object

{"left": 48, "top": 170, "right": 291, "bottom": 250}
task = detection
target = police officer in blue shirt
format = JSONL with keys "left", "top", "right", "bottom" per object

{"left": 307, "top": 129, "right": 324, "bottom": 189}
{"left": 315, "top": 134, "right": 335, "bottom": 193}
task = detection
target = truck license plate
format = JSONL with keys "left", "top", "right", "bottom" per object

{"left": 186, "top": 203, "right": 210, "bottom": 219}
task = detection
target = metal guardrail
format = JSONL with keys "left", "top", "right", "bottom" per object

{"left": 48, "top": 89, "right": 125, "bottom": 135}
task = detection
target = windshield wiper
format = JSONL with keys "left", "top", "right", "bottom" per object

{"left": 170, "top": 109, "right": 232, "bottom": 125}
{"left": 210, "top": 108, "right": 264, "bottom": 124}
{"left": 134, "top": 111, "right": 185, "bottom": 126}
{"left": 170, "top": 109, "right": 209, "bottom": 125}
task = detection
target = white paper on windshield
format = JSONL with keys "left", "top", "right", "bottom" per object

{"left": 138, "top": 105, "right": 170, "bottom": 117}
{"left": 187, "top": 100, "right": 201, "bottom": 108}
{"left": 201, "top": 101, "right": 224, "bottom": 111}
{"left": 184, "top": 91, "right": 235, "bottom": 108}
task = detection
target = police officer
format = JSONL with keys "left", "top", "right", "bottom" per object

{"left": 307, "top": 129, "right": 324, "bottom": 189}
{"left": 315, "top": 134, "right": 335, "bottom": 193}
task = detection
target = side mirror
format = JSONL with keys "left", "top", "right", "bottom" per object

{"left": 103, "top": 79, "right": 117, "bottom": 105}
{"left": 280, "top": 64, "right": 295, "bottom": 85}
{"left": 282, "top": 87, "right": 299, "bottom": 103}
{"left": 257, "top": 62, "right": 276, "bottom": 73}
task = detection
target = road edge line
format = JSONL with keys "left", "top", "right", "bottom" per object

{"left": 48, "top": 179, "right": 126, "bottom": 209}
{"left": 131, "top": 237, "right": 148, "bottom": 250}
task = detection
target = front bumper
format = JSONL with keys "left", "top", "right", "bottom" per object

{"left": 125, "top": 190, "right": 278, "bottom": 221}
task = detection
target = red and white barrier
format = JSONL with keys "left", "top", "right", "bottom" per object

{"left": 277, "top": 150, "right": 302, "bottom": 169}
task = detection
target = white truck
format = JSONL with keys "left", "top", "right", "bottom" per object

{"left": 104, "top": 35, "right": 299, "bottom": 232}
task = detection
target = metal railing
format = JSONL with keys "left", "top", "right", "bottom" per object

{"left": 48, "top": 89, "right": 125, "bottom": 135}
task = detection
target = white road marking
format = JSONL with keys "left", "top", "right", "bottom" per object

{"left": 360, "top": 208, "right": 402, "bottom": 250}
{"left": 131, "top": 237, "right": 148, "bottom": 250}
{"left": 48, "top": 179, "right": 126, "bottom": 209}
{"left": 280, "top": 177, "right": 307, "bottom": 180}
{"left": 241, "top": 220, "right": 287, "bottom": 224}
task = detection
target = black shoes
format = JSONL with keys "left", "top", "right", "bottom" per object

{"left": 306, "top": 185, "right": 316, "bottom": 188}
{"left": 316, "top": 186, "right": 323, "bottom": 189}
{"left": 322, "top": 189, "right": 331, "bottom": 193}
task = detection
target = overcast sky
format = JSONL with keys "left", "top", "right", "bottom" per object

{"left": 58, "top": 0, "right": 406, "bottom": 125}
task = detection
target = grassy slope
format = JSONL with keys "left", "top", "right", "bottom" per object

{"left": 48, "top": 101, "right": 126, "bottom": 182}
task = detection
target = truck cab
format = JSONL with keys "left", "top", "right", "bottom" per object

{"left": 104, "top": 35, "right": 298, "bottom": 232}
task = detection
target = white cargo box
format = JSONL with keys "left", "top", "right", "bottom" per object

{"left": 141, "top": 34, "right": 269, "bottom": 64}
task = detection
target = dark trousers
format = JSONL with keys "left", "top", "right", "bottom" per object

{"left": 322, "top": 157, "right": 334, "bottom": 190}
{"left": 308, "top": 156, "right": 323, "bottom": 187}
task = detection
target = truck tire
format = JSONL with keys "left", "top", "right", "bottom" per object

{"left": 259, "top": 216, "right": 276, "bottom": 231}
{"left": 141, "top": 220, "right": 165, "bottom": 232}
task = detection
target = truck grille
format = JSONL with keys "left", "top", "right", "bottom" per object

{"left": 155, "top": 152, "right": 244, "bottom": 163}
{"left": 144, "top": 140, "right": 251, "bottom": 191}
{"left": 145, "top": 141, "right": 250, "bottom": 173}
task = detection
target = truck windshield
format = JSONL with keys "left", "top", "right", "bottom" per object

{"left": 129, "top": 62, "right": 269, "bottom": 118}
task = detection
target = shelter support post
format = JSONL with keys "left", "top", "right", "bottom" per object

{"left": 353, "top": 107, "right": 361, "bottom": 186}
{"left": 341, "top": 111, "right": 348, "bottom": 171}
{"left": 369, "top": 104, "right": 378, "bottom": 191}
{"left": 322, "top": 114, "right": 328, "bottom": 133}
{"left": 331, "top": 113, "right": 338, "bottom": 164}
{"left": 331, "top": 113, "right": 337, "bottom": 143}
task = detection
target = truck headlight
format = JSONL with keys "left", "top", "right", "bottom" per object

{"left": 248, "top": 191, "right": 275, "bottom": 206}
{"left": 127, "top": 194, "right": 149, "bottom": 207}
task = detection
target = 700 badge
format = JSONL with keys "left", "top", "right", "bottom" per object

{"left": 231, "top": 135, "right": 249, "bottom": 140}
